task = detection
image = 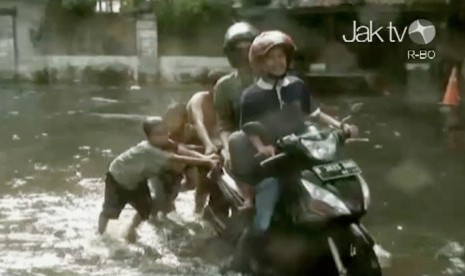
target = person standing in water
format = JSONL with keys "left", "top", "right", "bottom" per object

{"left": 97, "top": 118, "right": 219, "bottom": 242}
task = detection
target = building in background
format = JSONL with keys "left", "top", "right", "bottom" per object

{"left": 1, "top": 0, "right": 461, "bottom": 93}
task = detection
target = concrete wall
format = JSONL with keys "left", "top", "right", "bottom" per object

{"left": 37, "top": 8, "right": 137, "bottom": 56}
{"left": 0, "top": 1, "right": 146, "bottom": 83}
{"left": 0, "top": 15, "right": 14, "bottom": 74}
{"left": 0, "top": 1, "right": 229, "bottom": 84}
{"left": 137, "top": 17, "right": 158, "bottom": 79}
{"left": 0, "top": 0, "right": 47, "bottom": 75}
{"left": 15, "top": 1, "right": 47, "bottom": 67}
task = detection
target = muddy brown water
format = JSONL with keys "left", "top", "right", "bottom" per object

{"left": 0, "top": 83, "right": 464, "bottom": 275}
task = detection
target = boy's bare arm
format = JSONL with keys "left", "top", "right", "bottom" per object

{"left": 183, "top": 144, "right": 204, "bottom": 151}
{"left": 177, "top": 143, "right": 208, "bottom": 159}
{"left": 166, "top": 153, "right": 215, "bottom": 170}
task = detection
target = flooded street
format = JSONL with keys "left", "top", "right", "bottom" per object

{"left": 1, "top": 84, "right": 465, "bottom": 276}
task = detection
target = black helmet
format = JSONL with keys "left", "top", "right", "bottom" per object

{"left": 223, "top": 22, "right": 259, "bottom": 68}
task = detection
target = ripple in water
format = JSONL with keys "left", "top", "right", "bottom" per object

{"left": 0, "top": 184, "right": 226, "bottom": 275}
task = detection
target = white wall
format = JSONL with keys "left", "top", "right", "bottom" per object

{"left": 159, "top": 56, "right": 231, "bottom": 83}
{"left": 26, "top": 55, "right": 139, "bottom": 80}
{"left": 28, "top": 55, "right": 230, "bottom": 83}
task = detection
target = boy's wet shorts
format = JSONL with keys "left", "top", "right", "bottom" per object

{"left": 158, "top": 168, "right": 183, "bottom": 199}
{"left": 102, "top": 172, "right": 152, "bottom": 220}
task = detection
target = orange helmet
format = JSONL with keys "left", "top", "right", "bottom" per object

{"left": 248, "top": 30, "right": 297, "bottom": 73}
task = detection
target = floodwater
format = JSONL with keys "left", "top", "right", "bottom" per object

{"left": 0, "top": 83, "right": 464, "bottom": 276}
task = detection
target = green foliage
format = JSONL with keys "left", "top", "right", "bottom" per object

{"left": 33, "top": 68, "right": 57, "bottom": 85}
{"left": 61, "top": 0, "right": 97, "bottom": 17}
{"left": 155, "top": 0, "right": 233, "bottom": 36}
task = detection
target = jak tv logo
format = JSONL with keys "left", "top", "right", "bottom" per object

{"left": 342, "top": 19, "right": 437, "bottom": 60}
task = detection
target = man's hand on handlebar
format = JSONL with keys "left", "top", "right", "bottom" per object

{"left": 220, "top": 147, "right": 230, "bottom": 168}
{"left": 207, "top": 156, "right": 221, "bottom": 170}
{"left": 204, "top": 143, "right": 219, "bottom": 155}
{"left": 206, "top": 152, "right": 221, "bottom": 161}
{"left": 255, "top": 144, "right": 276, "bottom": 158}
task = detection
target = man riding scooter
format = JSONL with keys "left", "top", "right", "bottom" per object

{"left": 214, "top": 21, "right": 260, "bottom": 165}
{"left": 225, "top": 30, "right": 359, "bottom": 273}
{"left": 211, "top": 21, "right": 260, "bottom": 209}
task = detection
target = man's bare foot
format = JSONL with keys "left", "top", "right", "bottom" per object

{"left": 238, "top": 205, "right": 254, "bottom": 211}
{"left": 238, "top": 200, "right": 254, "bottom": 211}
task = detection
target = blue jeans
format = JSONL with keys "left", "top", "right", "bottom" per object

{"left": 251, "top": 177, "right": 281, "bottom": 233}
{"left": 229, "top": 177, "right": 280, "bottom": 271}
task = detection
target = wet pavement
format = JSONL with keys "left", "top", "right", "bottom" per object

{"left": 0, "top": 83, "right": 464, "bottom": 275}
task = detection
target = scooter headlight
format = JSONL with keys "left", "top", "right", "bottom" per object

{"left": 301, "top": 134, "right": 337, "bottom": 161}
{"left": 301, "top": 179, "right": 351, "bottom": 218}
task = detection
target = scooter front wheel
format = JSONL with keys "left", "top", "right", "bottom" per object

{"left": 346, "top": 224, "right": 382, "bottom": 276}
{"left": 327, "top": 225, "right": 382, "bottom": 276}
{"left": 346, "top": 245, "right": 382, "bottom": 276}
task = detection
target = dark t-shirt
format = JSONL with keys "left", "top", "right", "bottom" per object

{"left": 240, "top": 75, "right": 320, "bottom": 143}
{"left": 213, "top": 71, "right": 255, "bottom": 133}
